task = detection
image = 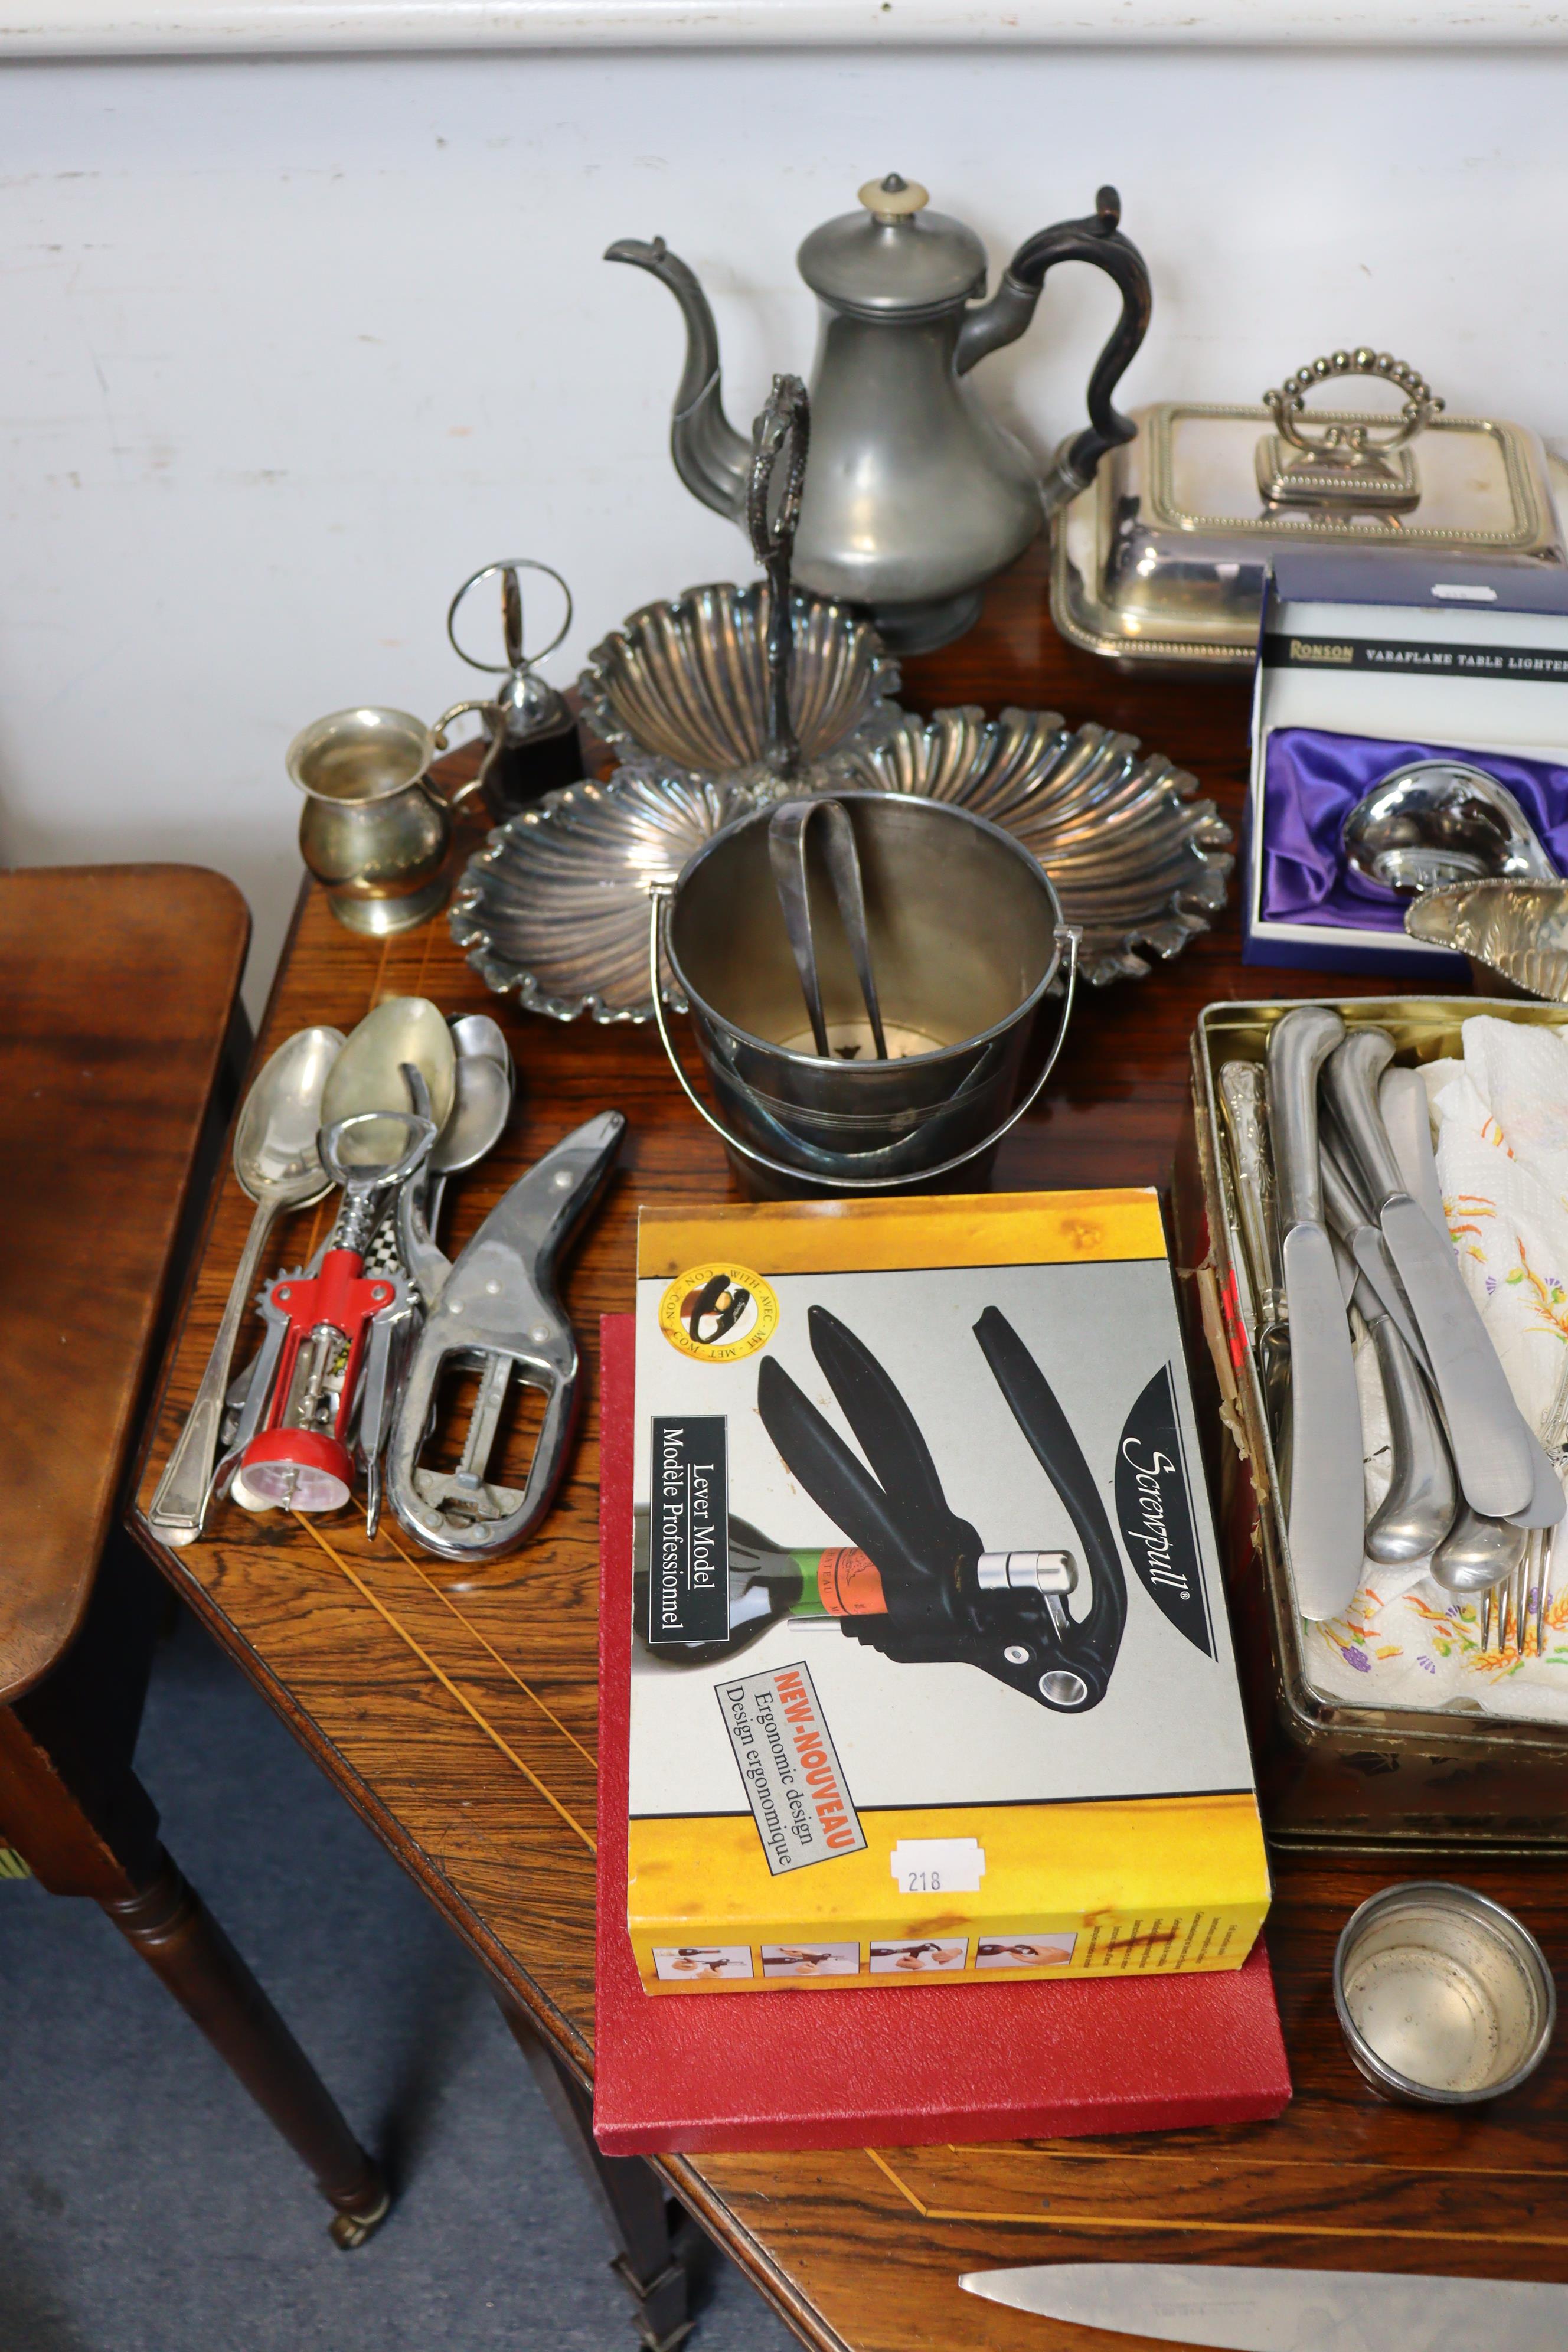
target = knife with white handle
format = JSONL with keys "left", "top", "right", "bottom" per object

{"left": 1322, "top": 1028, "right": 1533, "bottom": 1523}
{"left": 1265, "top": 1006, "right": 1364, "bottom": 1621}
{"left": 959, "top": 2261, "right": 1568, "bottom": 2350}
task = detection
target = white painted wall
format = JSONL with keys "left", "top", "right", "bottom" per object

{"left": 2, "top": 41, "right": 1566, "bottom": 1009}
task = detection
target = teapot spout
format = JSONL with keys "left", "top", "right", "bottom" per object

{"left": 605, "top": 237, "right": 750, "bottom": 522}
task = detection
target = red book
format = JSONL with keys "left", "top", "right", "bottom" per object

{"left": 594, "top": 1315, "right": 1290, "bottom": 2155}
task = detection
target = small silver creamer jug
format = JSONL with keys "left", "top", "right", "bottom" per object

{"left": 609, "top": 174, "right": 1150, "bottom": 653}
{"left": 289, "top": 705, "right": 484, "bottom": 936}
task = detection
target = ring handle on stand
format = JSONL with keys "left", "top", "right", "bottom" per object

{"left": 646, "top": 885, "right": 1080, "bottom": 1192}
{"left": 447, "top": 558, "right": 573, "bottom": 675}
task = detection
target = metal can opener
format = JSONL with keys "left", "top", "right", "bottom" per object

{"left": 386, "top": 1110, "right": 624, "bottom": 1566}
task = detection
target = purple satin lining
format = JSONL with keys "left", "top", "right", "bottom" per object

{"left": 1260, "top": 726, "right": 1568, "bottom": 933}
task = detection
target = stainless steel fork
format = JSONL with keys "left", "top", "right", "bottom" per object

{"left": 1485, "top": 1353, "right": 1568, "bottom": 1657}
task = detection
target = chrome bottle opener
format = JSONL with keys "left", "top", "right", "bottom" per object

{"left": 386, "top": 1111, "right": 625, "bottom": 1571}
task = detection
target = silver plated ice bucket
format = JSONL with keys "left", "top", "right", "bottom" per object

{"left": 649, "top": 793, "right": 1078, "bottom": 1192}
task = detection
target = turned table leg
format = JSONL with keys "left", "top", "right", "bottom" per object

{"left": 0, "top": 1543, "right": 388, "bottom": 2246}
{"left": 101, "top": 1851, "right": 390, "bottom": 2246}
{"left": 497, "top": 1993, "right": 698, "bottom": 2352}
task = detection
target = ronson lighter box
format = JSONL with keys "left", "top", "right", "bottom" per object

{"left": 1246, "top": 554, "right": 1568, "bottom": 976}
{"left": 628, "top": 1190, "right": 1269, "bottom": 1995}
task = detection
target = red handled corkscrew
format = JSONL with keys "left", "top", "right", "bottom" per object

{"left": 237, "top": 1106, "right": 435, "bottom": 1514}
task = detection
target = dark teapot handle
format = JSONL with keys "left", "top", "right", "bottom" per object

{"left": 956, "top": 185, "right": 1151, "bottom": 514}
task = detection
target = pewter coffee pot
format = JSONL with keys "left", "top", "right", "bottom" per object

{"left": 608, "top": 174, "right": 1150, "bottom": 654}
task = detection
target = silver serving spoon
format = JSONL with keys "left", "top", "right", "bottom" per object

{"left": 427, "top": 1041, "right": 514, "bottom": 1232}
{"left": 321, "top": 996, "right": 456, "bottom": 1165}
{"left": 430, "top": 1014, "right": 514, "bottom": 1230}
{"left": 148, "top": 1024, "right": 344, "bottom": 1546}
{"left": 398, "top": 1034, "right": 516, "bottom": 1311}
{"left": 449, "top": 1011, "right": 512, "bottom": 1077}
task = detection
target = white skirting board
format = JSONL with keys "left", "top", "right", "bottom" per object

{"left": 2, "top": 0, "right": 1566, "bottom": 58}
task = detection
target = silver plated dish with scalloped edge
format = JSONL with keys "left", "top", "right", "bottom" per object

{"left": 1406, "top": 878, "right": 1568, "bottom": 1002}
{"left": 452, "top": 766, "right": 766, "bottom": 1022}
{"left": 450, "top": 707, "right": 1232, "bottom": 1023}
{"left": 577, "top": 580, "right": 903, "bottom": 786}
{"left": 832, "top": 705, "right": 1231, "bottom": 984}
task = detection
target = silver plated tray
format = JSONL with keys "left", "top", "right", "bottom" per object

{"left": 451, "top": 710, "right": 1233, "bottom": 1023}
{"left": 577, "top": 579, "right": 903, "bottom": 783}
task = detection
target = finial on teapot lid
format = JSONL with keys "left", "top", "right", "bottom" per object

{"left": 858, "top": 172, "right": 928, "bottom": 223}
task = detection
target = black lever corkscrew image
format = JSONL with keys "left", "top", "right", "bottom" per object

{"left": 753, "top": 1303, "right": 1127, "bottom": 1713}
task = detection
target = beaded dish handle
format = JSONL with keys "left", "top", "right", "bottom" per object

{"left": 1263, "top": 349, "right": 1445, "bottom": 460}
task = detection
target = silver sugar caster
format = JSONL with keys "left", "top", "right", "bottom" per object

{"left": 649, "top": 792, "right": 1079, "bottom": 1195}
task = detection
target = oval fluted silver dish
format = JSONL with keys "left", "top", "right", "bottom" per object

{"left": 1406, "top": 878, "right": 1568, "bottom": 1001}
{"left": 577, "top": 580, "right": 903, "bottom": 785}
{"left": 835, "top": 706, "right": 1233, "bottom": 985}
{"left": 452, "top": 766, "right": 767, "bottom": 1023}
{"left": 452, "top": 707, "right": 1233, "bottom": 1023}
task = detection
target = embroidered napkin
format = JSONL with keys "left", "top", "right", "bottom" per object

{"left": 1304, "top": 1015, "right": 1568, "bottom": 1723}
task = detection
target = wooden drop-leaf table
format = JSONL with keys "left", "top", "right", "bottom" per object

{"left": 133, "top": 551, "right": 1568, "bottom": 2351}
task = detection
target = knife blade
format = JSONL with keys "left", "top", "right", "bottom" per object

{"left": 1266, "top": 1007, "right": 1364, "bottom": 1622}
{"left": 959, "top": 2262, "right": 1568, "bottom": 2350}
{"left": 1376, "top": 1057, "right": 1563, "bottom": 1531}
{"left": 1381, "top": 1193, "right": 1534, "bottom": 1520}
{"left": 1279, "top": 1223, "right": 1366, "bottom": 1616}
{"left": 1380, "top": 1063, "right": 1449, "bottom": 1236}
{"left": 1318, "top": 1138, "right": 1430, "bottom": 1374}
{"left": 1322, "top": 1030, "right": 1533, "bottom": 1523}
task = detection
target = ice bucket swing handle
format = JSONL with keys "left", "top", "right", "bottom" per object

{"left": 646, "top": 884, "right": 1080, "bottom": 1190}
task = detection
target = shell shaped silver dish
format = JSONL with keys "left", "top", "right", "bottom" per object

{"left": 451, "top": 766, "right": 766, "bottom": 1023}
{"left": 577, "top": 580, "right": 903, "bottom": 784}
{"left": 832, "top": 706, "right": 1233, "bottom": 984}
{"left": 451, "top": 705, "right": 1233, "bottom": 1024}
{"left": 1406, "top": 878, "right": 1568, "bottom": 1002}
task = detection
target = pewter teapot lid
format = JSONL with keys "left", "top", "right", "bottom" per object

{"left": 796, "top": 175, "right": 988, "bottom": 318}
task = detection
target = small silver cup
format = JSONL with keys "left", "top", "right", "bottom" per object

{"left": 1334, "top": 1881, "right": 1555, "bottom": 2107}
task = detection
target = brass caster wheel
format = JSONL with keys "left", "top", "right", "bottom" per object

{"left": 329, "top": 2183, "right": 391, "bottom": 2249}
